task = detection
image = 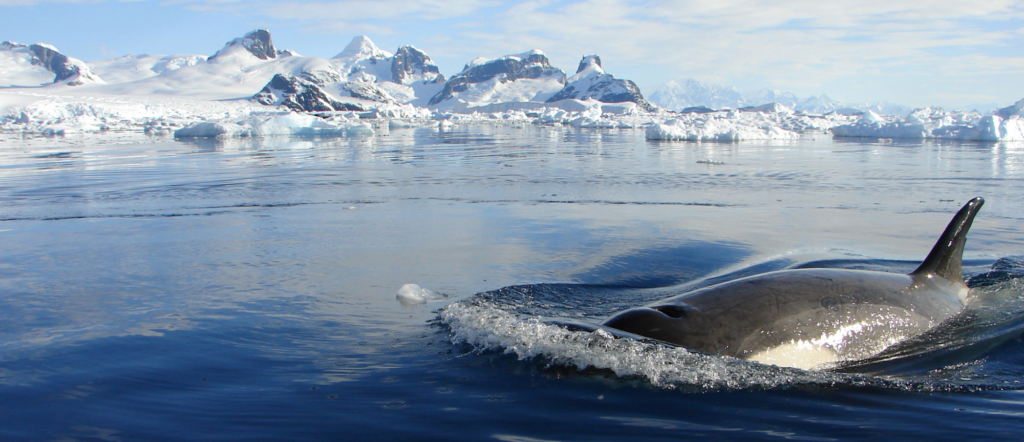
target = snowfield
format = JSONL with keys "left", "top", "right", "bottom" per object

{"left": 2, "top": 30, "right": 1023, "bottom": 142}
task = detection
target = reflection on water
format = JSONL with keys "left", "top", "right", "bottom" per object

{"left": 2, "top": 127, "right": 1024, "bottom": 440}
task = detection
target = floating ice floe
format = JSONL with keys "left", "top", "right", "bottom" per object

{"left": 173, "top": 112, "right": 374, "bottom": 138}
{"left": 831, "top": 102, "right": 1024, "bottom": 141}
{"left": 396, "top": 283, "right": 444, "bottom": 306}
{"left": 0, "top": 92, "right": 265, "bottom": 135}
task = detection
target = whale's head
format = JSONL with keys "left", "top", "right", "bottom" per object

{"left": 602, "top": 304, "right": 695, "bottom": 346}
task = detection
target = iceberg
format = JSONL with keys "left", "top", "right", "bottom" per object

{"left": 831, "top": 104, "right": 1024, "bottom": 141}
{"left": 646, "top": 117, "right": 801, "bottom": 141}
{"left": 644, "top": 106, "right": 854, "bottom": 141}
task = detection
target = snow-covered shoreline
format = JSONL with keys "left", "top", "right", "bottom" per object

{"left": 3, "top": 89, "right": 1023, "bottom": 142}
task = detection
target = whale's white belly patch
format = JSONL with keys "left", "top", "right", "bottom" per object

{"left": 746, "top": 341, "right": 839, "bottom": 370}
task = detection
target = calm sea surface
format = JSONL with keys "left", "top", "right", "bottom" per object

{"left": 2, "top": 125, "right": 1024, "bottom": 441}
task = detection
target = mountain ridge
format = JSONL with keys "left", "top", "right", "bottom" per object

{"left": 649, "top": 79, "right": 913, "bottom": 116}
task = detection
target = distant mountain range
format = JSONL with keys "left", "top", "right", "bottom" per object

{"left": 648, "top": 79, "right": 913, "bottom": 116}
{"left": 1, "top": 29, "right": 664, "bottom": 114}
{"left": 2, "top": 28, "right": 972, "bottom": 117}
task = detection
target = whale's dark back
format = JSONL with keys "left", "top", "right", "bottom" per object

{"left": 601, "top": 198, "right": 984, "bottom": 366}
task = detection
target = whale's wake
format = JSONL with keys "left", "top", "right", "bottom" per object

{"left": 438, "top": 258, "right": 1024, "bottom": 392}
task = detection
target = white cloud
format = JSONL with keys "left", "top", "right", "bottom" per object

{"left": 171, "top": 0, "right": 499, "bottom": 20}
{"left": 406, "top": 0, "right": 1024, "bottom": 106}
{"left": 286, "top": 0, "right": 498, "bottom": 20}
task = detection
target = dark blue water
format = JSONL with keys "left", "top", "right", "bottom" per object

{"left": 2, "top": 127, "right": 1024, "bottom": 441}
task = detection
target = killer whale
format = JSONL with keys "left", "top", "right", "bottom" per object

{"left": 599, "top": 197, "right": 985, "bottom": 370}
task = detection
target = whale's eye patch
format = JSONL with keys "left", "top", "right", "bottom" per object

{"left": 652, "top": 305, "right": 687, "bottom": 319}
{"left": 820, "top": 297, "right": 840, "bottom": 311}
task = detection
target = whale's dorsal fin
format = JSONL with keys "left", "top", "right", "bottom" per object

{"left": 912, "top": 197, "right": 984, "bottom": 282}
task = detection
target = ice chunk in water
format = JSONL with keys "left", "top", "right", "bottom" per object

{"left": 396, "top": 283, "right": 438, "bottom": 306}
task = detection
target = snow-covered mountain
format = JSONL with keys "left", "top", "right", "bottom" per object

{"left": 793, "top": 94, "right": 842, "bottom": 114}
{"left": 648, "top": 80, "right": 744, "bottom": 111}
{"left": 742, "top": 89, "right": 800, "bottom": 109}
{"left": 210, "top": 29, "right": 278, "bottom": 62}
{"left": 846, "top": 101, "right": 912, "bottom": 117}
{"left": 1, "top": 41, "right": 55, "bottom": 87}
{"left": 245, "top": 33, "right": 448, "bottom": 111}
{"left": 649, "top": 79, "right": 913, "bottom": 116}
{"left": 391, "top": 46, "right": 445, "bottom": 85}
{"left": 13, "top": 27, "right": 1014, "bottom": 142}
{"left": 427, "top": 50, "right": 566, "bottom": 108}
{"left": 3, "top": 29, "right": 659, "bottom": 115}
{"left": 1, "top": 41, "right": 103, "bottom": 86}
{"left": 546, "top": 55, "right": 655, "bottom": 111}
{"left": 87, "top": 30, "right": 446, "bottom": 111}
{"left": 253, "top": 74, "right": 366, "bottom": 112}
{"left": 333, "top": 36, "right": 392, "bottom": 60}
{"left": 89, "top": 54, "right": 208, "bottom": 84}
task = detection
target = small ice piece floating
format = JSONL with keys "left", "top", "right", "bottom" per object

{"left": 396, "top": 283, "right": 441, "bottom": 306}
{"left": 590, "top": 197, "right": 985, "bottom": 370}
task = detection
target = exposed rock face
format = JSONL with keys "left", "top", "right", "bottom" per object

{"left": 546, "top": 55, "right": 655, "bottom": 111}
{"left": 343, "top": 81, "right": 397, "bottom": 104}
{"left": 300, "top": 69, "right": 344, "bottom": 85}
{"left": 25, "top": 43, "right": 103, "bottom": 86}
{"left": 428, "top": 50, "right": 565, "bottom": 106}
{"left": 574, "top": 55, "right": 602, "bottom": 75}
{"left": 390, "top": 45, "right": 444, "bottom": 84}
{"left": 252, "top": 73, "right": 363, "bottom": 112}
{"left": 211, "top": 29, "right": 277, "bottom": 61}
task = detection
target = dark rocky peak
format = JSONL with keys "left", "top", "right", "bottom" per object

{"left": 390, "top": 45, "right": 444, "bottom": 84}
{"left": 23, "top": 43, "right": 102, "bottom": 85}
{"left": 1, "top": 41, "right": 27, "bottom": 51}
{"left": 546, "top": 54, "right": 655, "bottom": 111}
{"left": 211, "top": 29, "right": 277, "bottom": 61}
{"left": 252, "top": 73, "right": 364, "bottom": 112}
{"left": 457, "top": 50, "right": 560, "bottom": 83}
{"left": 576, "top": 55, "right": 602, "bottom": 74}
{"left": 343, "top": 81, "right": 398, "bottom": 104}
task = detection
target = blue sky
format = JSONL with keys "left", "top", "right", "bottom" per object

{"left": 2, "top": 0, "right": 1022, "bottom": 109}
